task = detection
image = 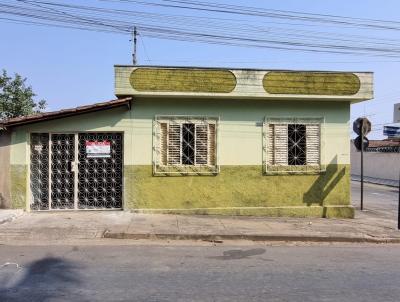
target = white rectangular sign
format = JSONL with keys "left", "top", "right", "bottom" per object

{"left": 86, "top": 141, "right": 111, "bottom": 158}
{"left": 34, "top": 145, "right": 43, "bottom": 152}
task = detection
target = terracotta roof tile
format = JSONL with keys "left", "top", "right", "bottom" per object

{"left": 368, "top": 140, "right": 400, "bottom": 148}
{"left": 1, "top": 97, "right": 132, "bottom": 129}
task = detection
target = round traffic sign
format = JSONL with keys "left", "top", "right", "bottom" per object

{"left": 353, "top": 117, "right": 371, "bottom": 136}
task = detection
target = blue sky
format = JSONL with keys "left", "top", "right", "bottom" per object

{"left": 1, "top": 0, "right": 400, "bottom": 139}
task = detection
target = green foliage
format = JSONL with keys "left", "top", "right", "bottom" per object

{"left": 0, "top": 69, "right": 47, "bottom": 120}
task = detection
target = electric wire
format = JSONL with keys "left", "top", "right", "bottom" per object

{"left": 3, "top": 0, "right": 400, "bottom": 58}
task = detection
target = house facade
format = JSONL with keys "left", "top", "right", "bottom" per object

{"left": 0, "top": 66, "right": 374, "bottom": 218}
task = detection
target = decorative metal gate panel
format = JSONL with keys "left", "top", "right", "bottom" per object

{"left": 30, "top": 132, "right": 123, "bottom": 210}
{"left": 30, "top": 133, "right": 50, "bottom": 210}
{"left": 50, "top": 134, "right": 75, "bottom": 209}
{"left": 78, "top": 133, "right": 123, "bottom": 209}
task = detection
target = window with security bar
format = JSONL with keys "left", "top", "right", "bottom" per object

{"left": 153, "top": 116, "right": 218, "bottom": 175}
{"left": 264, "top": 118, "right": 324, "bottom": 173}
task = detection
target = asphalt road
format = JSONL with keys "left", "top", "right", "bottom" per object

{"left": 351, "top": 181, "right": 399, "bottom": 219}
{"left": 0, "top": 243, "right": 400, "bottom": 302}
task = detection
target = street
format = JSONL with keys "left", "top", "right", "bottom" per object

{"left": 0, "top": 181, "right": 399, "bottom": 302}
{"left": 352, "top": 181, "right": 399, "bottom": 217}
{"left": 0, "top": 243, "right": 400, "bottom": 302}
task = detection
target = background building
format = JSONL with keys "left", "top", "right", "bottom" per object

{"left": 351, "top": 139, "right": 400, "bottom": 186}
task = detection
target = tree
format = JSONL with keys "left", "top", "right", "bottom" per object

{"left": 0, "top": 69, "right": 46, "bottom": 120}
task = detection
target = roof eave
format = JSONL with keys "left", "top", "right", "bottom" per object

{"left": 2, "top": 97, "right": 132, "bottom": 129}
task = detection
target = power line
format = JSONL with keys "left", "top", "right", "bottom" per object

{"left": 109, "top": 0, "right": 400, "bottom": 31}
{"left": 3, "top": 0, "right": 400, "bottom": 58}
{"left": 0, "top": 1, "right": 396, "bottom": 55}
{"left": 139, "top": 33, "right": 152, "bottom": 63}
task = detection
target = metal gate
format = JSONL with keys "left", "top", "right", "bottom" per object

{"left": 30, "top": 133, "right": 123, "bottom": 210}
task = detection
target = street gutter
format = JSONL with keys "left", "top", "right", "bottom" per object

{"left": 103, "top": 232, "right": 400, "bottom": 244}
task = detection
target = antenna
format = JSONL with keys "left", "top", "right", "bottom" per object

{"left": 132, "top": 27, "right": 137, "bottom": 65}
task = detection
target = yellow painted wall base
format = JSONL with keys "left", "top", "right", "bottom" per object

{"left": 10, "top": 165, "right": 27, "bottom": 209}
{"left": 125, "top": 164, "right": 351, "bottom": 218}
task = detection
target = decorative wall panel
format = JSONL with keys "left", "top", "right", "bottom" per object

{"left": 263, "top": 72, "right": 361, "bottom": 95}
{"left": 130, "top": 68, "right": 236, "bottom": 93}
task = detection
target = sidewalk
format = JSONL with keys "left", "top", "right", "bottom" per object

{"left": 0, "top": 209, "right": 399, "bottom": 244}
{"left": 0, "top": 209, "right": 24, "bottom": 225}
{"left": 104, "top": 211, "right": 400, "bottom": 243}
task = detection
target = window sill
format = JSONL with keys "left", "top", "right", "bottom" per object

{"left": 153, "top": 164, "right": 219, "bottom": 176}
{"left": 264, "top": 165, "right": 326, "bottom": 175}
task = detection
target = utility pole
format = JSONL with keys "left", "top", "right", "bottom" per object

{"left": 132, "top": 27, "right": 137, "bottom": 65}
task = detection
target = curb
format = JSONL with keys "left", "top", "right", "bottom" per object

{"left": 103, "top": 232, "right": 400, "bottom": 244}
{"left": 351, "top": 177, "right": 399, "bottom": 188}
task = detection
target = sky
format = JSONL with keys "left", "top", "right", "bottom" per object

{"left": 1, "top": 0, "right": 400, "bottom": 139}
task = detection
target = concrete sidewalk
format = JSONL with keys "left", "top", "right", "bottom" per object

{"left": 0, "top": 209, "right": 24, "bottom": 225}
{"left": 104, "top": 212, "right": 400, "bottom": 243}
{"left": 0, "top": 209, "right": 399, "bottom": 244}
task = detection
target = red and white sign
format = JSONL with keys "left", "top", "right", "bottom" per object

{"left": 86, "top": 141, "right": 111, "bottom": 158}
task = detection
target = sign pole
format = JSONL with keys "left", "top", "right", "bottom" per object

{"left": 398, "top": 170, "right": 400, "bottom": 230}
{"left": 360, "top": 120, "right": 364, "bottom": 211}
{"left": 353, "top": 117, "right": 371, "bottom": 212}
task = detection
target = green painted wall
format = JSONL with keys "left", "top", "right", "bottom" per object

{"left": 8, "top": 98, "right": 353, "bottom": 217}
{"left": 130, "top": 98, "right": 351, "bottom": 166}
{"left": 10, "top": 99, "right": 351, "bottom": 166}
{"left": 10, "top": 107, "right": 134, "bottom": 165}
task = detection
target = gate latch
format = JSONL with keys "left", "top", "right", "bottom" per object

{"left": 69, "top": 161, "right": 78, "bottom": 173}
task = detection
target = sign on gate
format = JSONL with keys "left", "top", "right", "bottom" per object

{"left": 34, "top": 145, "right": 43, "bottom": 152}
{"left": 86, "top": 141, "right": 111, "bottom": 158}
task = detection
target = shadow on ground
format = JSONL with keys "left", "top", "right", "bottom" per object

{"left": 0, "top": 257, "right": 82, "bottom": 302}
{"left": 208, "top": 248, "right": 266, "bottom": 260}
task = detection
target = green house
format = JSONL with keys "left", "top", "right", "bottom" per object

{"left": 0, "top": 66, "right": 374, "bottom": 218}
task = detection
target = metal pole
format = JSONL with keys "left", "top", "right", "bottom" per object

{"left": 132, "top": 27, "right": 137, "bottom": 65}
{"left": 398, "top": 170, "right": 400, "bottom": 230}
{"left": 360, "top": 121, "right": 364, "bottom": 211}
